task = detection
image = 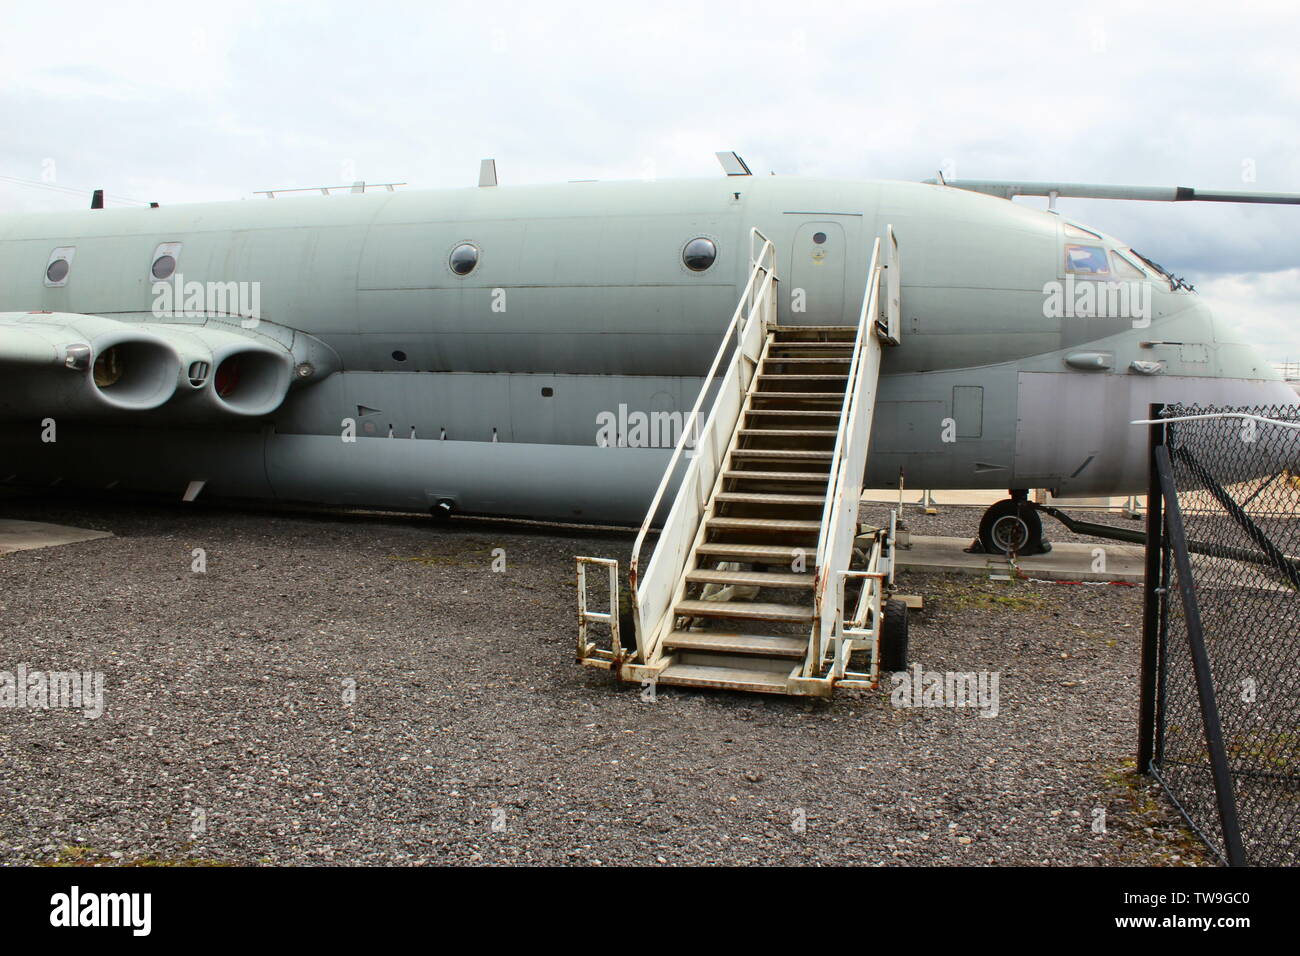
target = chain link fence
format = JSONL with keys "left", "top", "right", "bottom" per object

{"left": 1141, "top": 403, "right": 1300, "bottom": 866}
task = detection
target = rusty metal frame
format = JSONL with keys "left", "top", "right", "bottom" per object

{"left": 575, "top": 556, "right": 620, "bottom": 669}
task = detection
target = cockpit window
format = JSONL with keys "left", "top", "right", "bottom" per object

{"left": 1065, "top": 244, "right": 1110, "bottom": 276}
{"left": 1063, "top": 223, "right": 1102, "bottom": 240}
{"left": 1110, "top": 250, "right": 1145, "bottom": 279}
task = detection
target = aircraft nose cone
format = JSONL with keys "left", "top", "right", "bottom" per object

{"left": 1256, "top": 377, "right": 1300, "bottom": 407}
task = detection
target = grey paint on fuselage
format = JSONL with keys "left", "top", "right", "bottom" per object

{"left": 0, "top": 175, "right": 1294, "bottom": 521}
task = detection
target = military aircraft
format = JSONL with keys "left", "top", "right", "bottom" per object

{"left": 2, "top": 155, "right": 1297, "bottom": 557}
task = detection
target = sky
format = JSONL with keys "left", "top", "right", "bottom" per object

{"left": 2, "top": 0, "right": 1298, "bottom": 364}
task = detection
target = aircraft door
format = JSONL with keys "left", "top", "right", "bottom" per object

{"left": 787, "top": 222, "right": 846, "bottom": 325}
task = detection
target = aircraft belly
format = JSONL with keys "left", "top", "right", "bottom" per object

{"left": 266, "top": 435, "right": 669, "bottom": 523}
{"left": 0, "top": 422, "right": 275, "bottom": 500}
{"left": 0, "top": 421, "right": 673, "bottom": 524}
{"left": 273, "top": 370, "right": 708, "bottom": 447}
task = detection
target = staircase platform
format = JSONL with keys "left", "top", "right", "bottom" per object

{"left": 685, "top": 567, "right": 814, "bottom": 588}
{"left": 707, "top": 516, "right": 822, "bottom": 533}
{"left": 713, "top": 491, "right": 826, "bottom": 506}
{"left": 744, "top": 409, "right": 842, "bottom": 418}
{"left": 655, "top": 664, "right": 794, "bottom": 695}
{"left": 730, "top": 448, "right": 833, "bottom": 460}
{"left": 695, "top": 542, "right": 814, "bottom": 562}
{"left": 675, "top": 598, "right": 814, "bottom": 623}
{"left": 722, "top": 470, "right": 829, "bottom": 484}
{"left": 737, "top": 429, "right": 838, "bottom": 438}
{"left": 748, "top": 392, "right": 848, "bottom": 401}
{"left": 663, "top": 630, "right": 808, "bottom": 657}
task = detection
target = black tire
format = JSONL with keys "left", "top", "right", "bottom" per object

{"left": 977, "top": 498, "right": 1044, "bottom": 556}
{"left": 878, "top": 598, "right": 909, "bottom": 672}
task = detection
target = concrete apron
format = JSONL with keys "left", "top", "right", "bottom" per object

{"left": 896, "top": 535, "right": 1143, "bottom": 583}
{"left": 0, "top": 519, "right": 113, "bottom": 555}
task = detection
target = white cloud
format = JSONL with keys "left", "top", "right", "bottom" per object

{"left": 1, "top": 0, "right": 1297, "bottom": 355}
{"left": 1197, "top": 268, "right": 1300, "bottom": 364}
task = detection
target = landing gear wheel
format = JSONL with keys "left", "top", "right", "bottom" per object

{"left": 977, "top": 499, "right": 1044, "bottom": 556}
{"left": 877, "top": 598, "right": 910, "bottom": 672}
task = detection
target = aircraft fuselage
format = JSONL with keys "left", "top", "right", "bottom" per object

{"left": 0, "top": 176, "right": 1292, "bottom": 522}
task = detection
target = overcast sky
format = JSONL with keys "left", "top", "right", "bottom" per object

{"left": 2, "top": 0, "right": 1297, "bottom": 364}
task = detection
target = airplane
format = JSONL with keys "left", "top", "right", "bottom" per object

{"left": 2, "top": 155, "right": 1297, "bottom": 561}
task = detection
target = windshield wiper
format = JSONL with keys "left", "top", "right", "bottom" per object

{"left": 1130, "top": 250, "right": 1194, "bottom": 292}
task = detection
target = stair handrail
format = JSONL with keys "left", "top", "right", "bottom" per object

{"left": 629, "top": 228, "right": 778, "bottom": 660}
{"left": 810, "top": 237, "right": 884, "bottom": 670}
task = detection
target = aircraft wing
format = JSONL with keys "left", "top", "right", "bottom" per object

{"left": 0, "top": 312, "right": 113, "bottom": 373}
{"left": 926, "top": 179, "right": 1300, "bottom": 205}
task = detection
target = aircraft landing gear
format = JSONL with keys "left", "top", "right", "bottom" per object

{"left": 967, "top": 492, "right": 1052, "bottom": 556}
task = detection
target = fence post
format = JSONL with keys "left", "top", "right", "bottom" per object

{"left": 1138, "top": 403, "right": 1164, "bottom": 772}
{"left": 1154, "top": 443, "right": 1247, "bottom": 866}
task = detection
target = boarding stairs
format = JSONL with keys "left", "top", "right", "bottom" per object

{"left": 576, "top": 227, "right": 902, "bottom": 696}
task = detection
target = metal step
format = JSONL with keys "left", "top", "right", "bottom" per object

{"left": 730, "top": 448, "right": 833, "bottom": 460}
{"left": 723, "top": 470, "right": 830, "bottom": 483}
{"left": 696, "top": 542, "right": 810, "bottom": 563}
{"left": 686, "top": 567, "right": 815, "bottom": 588}
{"left": 737, "top": 428, "right": 838, "bottom": 438}
{"left": 663, "top": 630, "right": 807, "bottom": 657}
{"left": 769, "top": 329, "right": 863, "bottom": 340}
{"left": 707, "top": 517, "right": 822, "bottom": 535}
{"left": 674, "top": 599, "right": 813, "bottom": 623}
{"left": 762, "top": 356, "right": 851, "bottom": 364}
{"left": 748, "top": 392, "right": 847, "bottom": 400}
{"left": 769, "top": 342, "right": 855, "bottom": 350}
{"left": 744, "top": 409, "right": 842, "bottom": 418}
{"left": 656, "top": 664, "right": 793, "bottom": 694}
{"left": 768, "top": 352, "right": 852, "bottom": 359}
{"left": 759, "top": 377, "right": 847, "bottom": 385}
{"left": 713, "top": 492, "right": 825, "bottom": 506}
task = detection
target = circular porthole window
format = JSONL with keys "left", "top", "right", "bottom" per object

{"left": 449, "top": 243, "right": 479, "bottom": 276}
{"left": 682, "top": 237, "right": 717, "bottom": 272}
{"left": 391, "top": 350, "right": 407, "bottom": 362}
{"left": 812, "top": 231, "right": 828, "bottom": 245}
{"left": 46, "top": 259, "right": 70, "bottom": 283}
{"left": 151, "top": 254, "right": 177, "bottom": 280}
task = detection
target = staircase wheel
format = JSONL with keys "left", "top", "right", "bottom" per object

{"left": 878, "top": 598, "right": 910, "bottom": 672}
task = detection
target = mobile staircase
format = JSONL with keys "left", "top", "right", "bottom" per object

{"left": 576, "top": 227, "right": 904, "bottom": 696}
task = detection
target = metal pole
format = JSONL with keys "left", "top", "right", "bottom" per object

{"left": 1155, "top": 444, "right": 1247, "bottom": 866}
{"left": 1138, "top": 404, "right": 1164, "bottom": 771}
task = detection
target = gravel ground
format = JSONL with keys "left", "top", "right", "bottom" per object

{"left": 0, "top": 495, "right": 1206, "bottom": 866}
